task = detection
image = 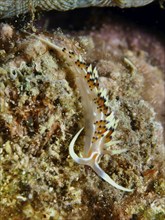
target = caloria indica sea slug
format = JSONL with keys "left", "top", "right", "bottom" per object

{"left": 27, "top": 33, "right": 133, "bottom": 192}
{"left": 0, "top": 0, "right": 157, "bottom": 19}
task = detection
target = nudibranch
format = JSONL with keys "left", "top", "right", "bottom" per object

{"left": 29, "top": 33, "right": 133, "bottom": 192}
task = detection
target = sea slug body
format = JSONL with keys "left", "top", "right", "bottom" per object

{"left": 29, "top": 33, "right": 133, "bottom": 192}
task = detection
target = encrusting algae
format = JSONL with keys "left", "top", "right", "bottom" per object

{"left": 0, "top": 24, "right": 164, "bottom": 219}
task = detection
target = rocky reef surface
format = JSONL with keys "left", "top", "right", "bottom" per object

{"left": 0, "top": 7, "right": 164, "bottom": 220}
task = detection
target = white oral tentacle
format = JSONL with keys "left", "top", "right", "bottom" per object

{"left": 92, "top": 162, "right": 133, "bottom": 192}
{"left": 69, "top": 128, "right": 133, "bottom": 192}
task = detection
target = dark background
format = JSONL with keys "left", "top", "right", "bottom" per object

{"left": 3, "top": 1, "right": 165, "bottom": 36}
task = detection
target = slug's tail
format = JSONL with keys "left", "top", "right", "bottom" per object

{"left": 69, "top": 128, "right": 133, "bottom": 192}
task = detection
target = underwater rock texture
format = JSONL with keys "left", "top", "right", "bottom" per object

{"left": 0, "top": 16, "right": 165, "bottom": 220}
